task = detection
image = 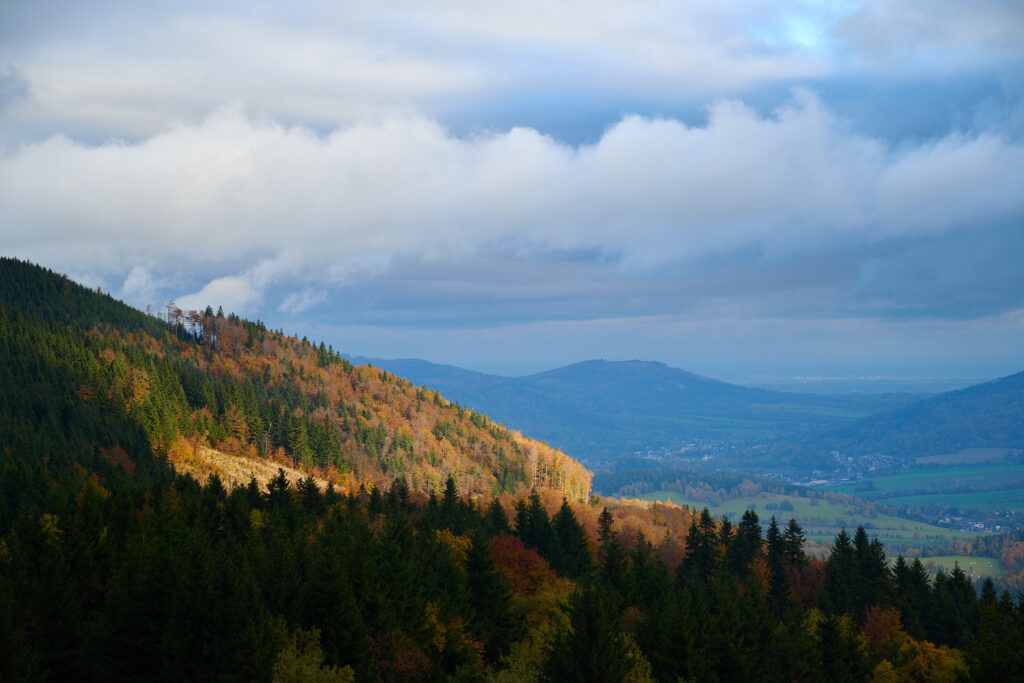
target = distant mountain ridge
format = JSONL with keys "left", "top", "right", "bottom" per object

{"left": 346, "top": 355, "right": 920, "bottom": 463}
{"left": 802, "top": 369, "right": 1024, "bottom": 461}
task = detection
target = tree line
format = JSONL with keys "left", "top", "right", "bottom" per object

{"left": 3, "top": 256, "right": 1024, "bottom": 680}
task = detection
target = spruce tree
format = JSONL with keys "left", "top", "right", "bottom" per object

{"left": 817, "top": 614, "right": 869, "bottom": 683}
{"left": 729, "top": 509, "right": 762, "bottom": 578}
{"left": 466, "top": 531, "right": 519, "bottom": 662}
{"left": 682, "top": 508, "right": 718, "bottom": 582}
{"left": 852, "top": 526, "right": 893, "bottom": 620}
{"left": 518, "top": 491, "right": 556, "bottom": 561}
{"left": 823, "top": 528, "right": 855, "bottom": 616}
{"left": 543, "top": 585, "right": 646, "bottom": 683}
{"left": 482, "top": 499, "right": 510, "bottom": 537}
{"left": 765, "top": 516, "right": 788, "bottom": 610}
{"left": 552, "top": 499, "right": 592, "bottom": 579}
{"left": 597, "top": 507, "right": 615, "bottom": 543}
{"left": 782, "top": 518, "right": 806, "bottom": 566}
{"left": 597, "top": 507, "right": 629, "bottom": 599}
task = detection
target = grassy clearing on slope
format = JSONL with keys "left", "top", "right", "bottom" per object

{"left": 169, "top": 444, "right": 332, "bottom": 491}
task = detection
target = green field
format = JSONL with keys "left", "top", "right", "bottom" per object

{"left": 879, "top": 489, "right": 1024, "bottom": 511}
{"left": 818, "top": 463, "right": 1024, "bottom": 517}
{"left": 917, "top": 448, "right": 1021, "bottom": 465}
{"left": 914, "top": 556, "right": 1005, "bottom": 579}
{"left": 823, "top": 464, "right": 1024, "bottom": 497}
{"left": 636, "top": 490, "right": 985, "bottom": 553}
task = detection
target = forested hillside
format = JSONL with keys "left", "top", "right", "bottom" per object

{"left": 814, "top": 371, "right": 1024, "bottom": 460}
{"left": 749, "top": 371, "right": 1024, "bottom": 474}
{"left": 3, "top": 257, "right": 1024, "bottom": 681}
{"left": 4, "top": 461, "right": 1022, "bottom": 680}
{"left": 0, "top": 257, "right": 590, "bottom": 503}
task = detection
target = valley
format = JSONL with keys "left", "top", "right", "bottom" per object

{"left": 7, "top": 6, "right": 1023, "bottom": 677}
{"left": 2, "top": 258, "right": 1022, "bottom": 680}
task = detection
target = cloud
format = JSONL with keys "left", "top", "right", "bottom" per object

{"left": 118, "top": 264, "right": 161, "bottom": 304}
{"left": 4, "top": 2, "right": 1022, "bottom": 153}
{"left": 3, "top": 95, "right": 1022, "bottom": 311}
{"left": 835, "top": 0, "right": 1024, "bottom": 71}
{"left": 0, "top": 63, "right": 28, "bottom": 108}
{"left": 279, "top": 289, "right": 327, "bottom": 315}
{"left": 1, "top": 2, "right": 1020, "bottom": 374}
{"left": 0, "top": 1, "right": 834, "bottom": 144}
{"left": 176, "top": 273, "right": 263, "bottom": 315}
{"left": 300, "top": 302, "right": 1024, "bottom": 379}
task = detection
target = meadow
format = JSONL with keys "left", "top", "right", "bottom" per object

{"left": 917, "top": 447, "right": 1021, "bottom": 465}
{"left": 823, "top": 464, "right": 1024, "bottom": 498}
{"left": 879, "top": 489, "right": 1024, "bottom": 512}
{"left": 635, "top": 490, "right": 987, "bottom": 558}
{"left": 916, "top": 556, "right": 1005, "bottom": 579}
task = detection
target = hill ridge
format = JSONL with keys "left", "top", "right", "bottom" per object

{"left": 346, "top": 354, "right": 923, "bottom": 463}
{"left": 797, "top": 368, "right": 1024, "bottom": 463}
{"left": 0, "top": 257, "right": 591, "bottom": 501}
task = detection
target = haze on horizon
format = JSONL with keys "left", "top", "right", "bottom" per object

{"left": 2, "top": 1, "right": 1023, "bottom": 383}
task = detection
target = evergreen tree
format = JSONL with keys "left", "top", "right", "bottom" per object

{"left": 266, "top": 468, "right": 293, "bottom": 509}
{"left": 287, "top": 419, "right": 313, "bottom": 467}
{"left": 718, "top": 515, "right": 734, "bottom": 555}
{"left": 782, "top": 518, "right": 806, "bottom": 566}
{"left": 682, "top": 508, "right": 718, "bottom": 582}
{"left": 972, "top": 584, "right": 1024, "bottom": 680}
{"left": 299, "top": 540, "right": 371, "bottom": 676}
{"left": 823, "top": 528, "right": 855, "bottom": 616}
{"left": 729, "top": 509, "right": 762, "bottom": 578}
{"left": 765, "top": 516, "right": 789, "bottom": 610}
{"left": 817, "top": 614, "right": 869, "bottom": 683}
{"left": 517, "top": 491, "right": 556, "bottom": 561}
{"left": 543, "top": 585, "right": 647, "bottom": 683}
{"left": 595, "top": 506, "right": 629, "bottom": 599}
{"left": 628, "top": 531, "right": 670, "bottom": 610}
{"left": 929, "top": 564, "right": 978, "bottom": 648}
{"left": 597, "top": 507, "right": 615, "bottom": 544}
{"left": 894, "top": 557, "right": 931, "bottom": 640}
{"left": 513, "top": 500, "right": 530, "bottom": 541}
{"left": 297, "top": 475, "right": 325, "bottom": 516}
{"left": 482, "top": 499, "right": 509, "bottom": 537}
{"left": 551, "top": 499, "right": 592, "bottom": 579}
{"left": 852, "top": 526, "right": 892, "bottom": 620}
{"left": 385, "top": 476, "right": 411, "bottom": 514}
{"left": 465, "top": 532, "right": 518, "bottom": 662}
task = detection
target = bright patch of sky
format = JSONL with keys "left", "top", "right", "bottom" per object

{"left": 1, "top": 0, "right": 1022, "bottom": 384}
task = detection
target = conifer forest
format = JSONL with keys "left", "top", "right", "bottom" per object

{"left": 2, "top": 258, "right": 1023, "bottom": 681}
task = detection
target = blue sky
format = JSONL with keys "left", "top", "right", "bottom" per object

{"left": 1, "top": 1, "right": 1023, "bottom": 383}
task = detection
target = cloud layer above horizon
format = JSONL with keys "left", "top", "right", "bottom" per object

{"left": 2, "top": 1, "right": 1023, "bottom": 377}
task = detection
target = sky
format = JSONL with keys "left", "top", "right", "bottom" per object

{"left": 1, "top": 0, "right": 1023, "bottom": 384}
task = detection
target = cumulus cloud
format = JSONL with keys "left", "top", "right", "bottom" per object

{"left": 176, "top": 274, "right": 263, "bottom": 315}
{"left": 0, "top": 1, "right": 831, "bottom": 143}
{"left": 304, "top": 303, "right": 1024, "bottom": 379}
{"left": 0, "top": 2, "right": 1020, "bottom": 374}
{"left": 835, "top": 0, "right": 1024, "bottom": 71}
{"left": 279, "top": 289, "right": 327, "bottom": 314}
{"left": 4, "top": 1, "right": 1022, "bottom": 157}
{"left": 1, "top": 93, "right": 1022, "bottom": 317}
{"left": 118, "top": 264, "right": 162, "bottom": 304}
